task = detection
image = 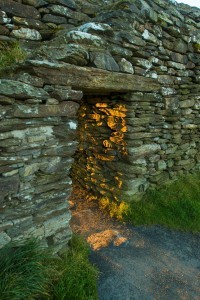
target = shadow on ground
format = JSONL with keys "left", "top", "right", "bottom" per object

{"left": 70, "top": 187, "right": 200, "bottom": 300}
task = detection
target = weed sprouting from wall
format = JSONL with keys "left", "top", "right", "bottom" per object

{"left": 99, "top": 197, "right": 129, "bottom": 220}
{"left": 0, "top": 41, "right": 26, "bottom": 75}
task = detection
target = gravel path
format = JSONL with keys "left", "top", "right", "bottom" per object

{"left": 70, "top": 188, "right": 200, "bottom": 300}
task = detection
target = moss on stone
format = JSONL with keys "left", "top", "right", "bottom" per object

{"left": 193, "top": 43, "right": 200, "bottom": 53}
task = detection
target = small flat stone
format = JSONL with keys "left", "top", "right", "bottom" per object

{"left": 119, "top": 58, "right": 134, "bottom": 74}
{"left": 0, "top": 96, "right": 15, "bottom": 105}
{"left": 180, "top": 99, "right": 195, "bottom": 108}
{"left": 47, "top": 0, "right": 76, "bottom": 10}
{"left": 13, "top": 16, "right": 48, "bottom": 30}
{"left": 0, "top": 79, "right": 48, "bottom": 99}
{"left": 173, "top": 39, "right": 188, "bottom": 54}
{"left": 18, "top": 73, "right": 44, "bottom": 87}
{"left": 43, "top": 212, "right": 71, "bottom": 237}
{"left": 0, "top": 174, "right": 20, "bottom": 204}
{"left": 50, "top": 87, "right": 83, "bottom": 101}
{"left": 128, "top": 144, "right": 161, "bottom": 159}
{"left": 38, "top": 44, "right": 89, "bottom": 66}
{"left": 13, "top": 101, "right": 79, "bottom": 118}
{"left": 0, "top": 0, "right": 40, "bottom": 19}
{"left": 0, "top": 11, "right": 11, "bottom": 25}
{"left": 78, "top": 22, "right": 113, "bottom": 36}
{"left": 0, "top": 232, "right": 11, "bottom": 249}
{"left": 42, "top": 14, "right": 67, "bottom": 24}
{"left": 2, "top": 169, "right": 19, "bottom": 177}
{"left": 67, "top": 30, "right": 104, "bottom": 47}
{"left": 90, "top": 52, "right": 120, "bottom": 72}
{"left": 22, "top": 0, "right": 48, "bottom": 8}
{"left": 0, "top": 24, "right": 9, "bottom": 35}
{"left": 11, "top": 28, "right": 42, "bottom": 40}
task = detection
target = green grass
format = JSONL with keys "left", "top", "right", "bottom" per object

{"left": 0, "top": 236, "right": 98, "bottom": 300}
{"left": 50, "top": 235, "right": 98, "bottom": 300}
{"left": 125, "top": 173, "right": 200, "bottom": 232}
{"left": 0, "top": 239, "right": 53, "bottom": 300}
{"left": 0, "top": 41, "right": 26, "bottom": 73}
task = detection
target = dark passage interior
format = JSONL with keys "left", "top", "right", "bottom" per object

{"left": 71, "top": 93, "right": 130, "bottom": 203}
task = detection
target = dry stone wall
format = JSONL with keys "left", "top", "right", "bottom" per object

{"left": 72, "top": 89, "right": 199, "bottom": 203}
{"left": 0, "top": 80, "right": 81, "bottom": 252}
{"left": 0, "top": 0, "right": 199, "bottom": 250}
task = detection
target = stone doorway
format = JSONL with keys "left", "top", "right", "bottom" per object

{"left": 71, "top": 92, "right": 130, "bottom": 203}
{"left": 69, "top": 92, "right": 131, "bottom": 250}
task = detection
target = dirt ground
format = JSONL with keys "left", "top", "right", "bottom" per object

{"left": 70, "top": 187, "right": 200, "bottom": 300}
{"left": 70, "top": 186, "right": 130, "bottom": 250}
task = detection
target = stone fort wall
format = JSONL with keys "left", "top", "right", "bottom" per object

{"left": 0, "top": 0, "right": 199, "bottom": 251}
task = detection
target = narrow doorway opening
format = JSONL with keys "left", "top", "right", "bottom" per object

{"left": 71, "top": 92, "right": 128, "bottom": 204}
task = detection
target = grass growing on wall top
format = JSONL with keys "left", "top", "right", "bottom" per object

{"left": 0, "top": 236, "right": 98, "bottom": 300}
{"left": 125, "top": 172, "right": 200, "bottom": 232}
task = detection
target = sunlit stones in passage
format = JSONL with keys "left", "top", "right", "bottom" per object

{"left": 71, "top": 94, "right": 128, "bottom": 204}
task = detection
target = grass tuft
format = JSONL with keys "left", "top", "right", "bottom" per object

{"left": 125, "top": 173, "right": 200, "bottom": 232}
{"left": 0, "top": 41, "right": 26, "bottom": 73}
{"left": 0, "top": 239, "right": 53, "bottom": 300}
{"left": 0, "top": 235, "right": 98, "bottom": 300}
{"left": 51, "top": 235, "right": 98, "bottom": 300}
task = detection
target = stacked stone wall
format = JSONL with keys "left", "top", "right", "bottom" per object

{"left": 72, "top": 91, "right": 199, "bottom": 202}
{"left": 0, "top": 0, "right": 93, "bottom": 43}
{"left": 0, "top": 0, "right": 199, "bottom": 250}
{"left": 0, "top": 79, "right": 81, "bottom": 251}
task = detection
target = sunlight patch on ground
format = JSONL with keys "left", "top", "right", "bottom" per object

{"left": 87, "top": 229, "right": 128, "bottom": 250}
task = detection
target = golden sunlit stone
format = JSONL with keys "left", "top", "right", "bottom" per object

{"left": 74, "top": 94, "right": 129, "bottom": 203}
{"left": 89, "top": 113, "right": 101, "bottom": 121}
{"left": 96, "top": 154, "right": 115, "bottom": 161}
{"left": 96, "top": 103, "right": 108, "bottom": 108}
{"left": 115, "top": 176, "right": 123, "bottom": 188}
{"left": 103, "top": 140, "right": 113, "bottom": 148}
{"left": 100, "top": 183, "right": 109, "bottom": 189}
{"left": 100, "top": 108, "right": 126, "bottom": 117}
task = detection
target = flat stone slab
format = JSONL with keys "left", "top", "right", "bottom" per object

{"left": 13, "top": 102, "right": 79, "bottom": 118}
{"left": 90, "top": 225, "right": 200, "bottom": 300}
{"left": 0, "top": 79, "right": 48, "bottom": 99}
{"left": 26, "top": 60, "right": 161, "bottom": 93}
